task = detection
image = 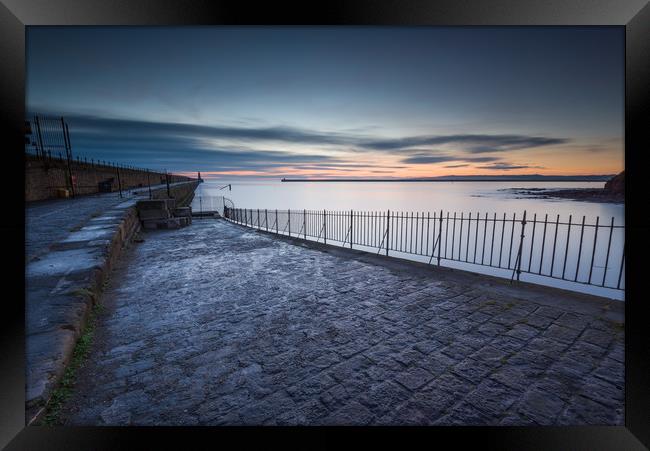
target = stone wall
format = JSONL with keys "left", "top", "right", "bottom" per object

{"left": 25, "top": 155, "right": 195, "bottom": 202}
{"left": 152, "top": 181, "right": 199, "bottom": 207}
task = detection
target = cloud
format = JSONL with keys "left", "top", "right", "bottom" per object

{"left": 444, "top": 164, "right": 469, "bottom": 168}
{"left": 359, "top": 134, "right": 569, "bottom": 153}
{"left": 49, "top": 112, "right": 570, "bottom": 154}
{"left": 63, "top": 113, "right": 356, "bottom": 147}
{"left": 30, "top": 112, "right": 569, "bottom": 175}
{"left": 401, "top": 155, "right": 458, "bottom": 164}
{"left": 400, "top": 154, "right": 501, "bottom": 165}
{"left": 37, "top": 113, "right": 347, "bottom": 172}
{"left": 480, "top": 162, "right": 545, "bottom": 170}
{"left": 464, "top": 157, "right": 501, "bottom": 162}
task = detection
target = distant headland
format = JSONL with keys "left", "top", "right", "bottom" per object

{"left": 504, "top": 171, "right": 624, "bottom": 204}
{"left": 280, "top": 174, "right": 615, "bottom": 183}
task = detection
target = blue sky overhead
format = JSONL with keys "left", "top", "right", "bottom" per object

{"left": 26, "top": 26, "right": 624, "bottom": 179}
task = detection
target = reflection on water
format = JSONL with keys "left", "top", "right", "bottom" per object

{"left": 193, "top": 180, "right": 624, "bottom": 301}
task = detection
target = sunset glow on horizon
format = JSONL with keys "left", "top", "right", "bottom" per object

{"left": 27, "top": 27, "right": 624, "bottom": 179}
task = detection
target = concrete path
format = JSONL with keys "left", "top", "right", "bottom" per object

{"left": 60, "top": 219, "right": 624, "bottom": 426}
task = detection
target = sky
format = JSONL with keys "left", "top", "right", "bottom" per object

{"left": 26, "top": 26, "right": 624, "bottom": 179}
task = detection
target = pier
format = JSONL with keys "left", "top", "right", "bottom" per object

{"left": 56, "top": 218, "right": 623, "bottom": 425}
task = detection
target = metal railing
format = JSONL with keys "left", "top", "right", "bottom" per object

{"left": 223, "top": 207, "right": 625, "bottom": 291}
{"left": 192, "top": 195, "right": 234, "bottom": 217}
{"left": 25, "top": 115, "right": 191, "bottom": 180}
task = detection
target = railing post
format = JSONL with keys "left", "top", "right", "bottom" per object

{"left": 350, "top": 209, "right": 353, "bottom": 249}
{"left": 257, "top": 209, "right": 260, "bottom": 229}
{"left": 323, "top": 209, "right": 327, "bottom": 244}
{"left": 288, "top": 209, "right": 291, "bottom": 237}
{"left": 265, "top": 209, "right": 268, "bottom": 231}
{"left": 602, "top": 216, "right": 615, "bottom": 287}
{"left": 437, "top": 210, "right": 443, "bottom": 265}
{"left": 62, "top": 120, "right": 77, "bottom": 198}
{"left": 304, "top": 209, "right": 307, "bottom": 240}
{"left": 147, "top": 169, "right": 152, "bottom": 199}
{"left": 34, "top": 115, "right": 45, "bottom": 160}
{"left": 515, "top": 210, "right": 527, "bottom": 281}
{"left": 386, "top": 210, "right": 390, "bottom": 256}
{"left": 276, "top": 209, "right": 278, "bottom": 234}
{"left": 588, "top": 216, "right": 600, "bottom": 284}
{"left": 617, "top": 242, "right": 625, "bottom": 289}
{"left": 574, "top": 215, "right": 586, "bottom": 281}
{"left": 116, "top": 166, "right": 123, "bottom": 198}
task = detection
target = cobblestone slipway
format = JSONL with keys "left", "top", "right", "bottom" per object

{"left": 61, "top": 219, "right": 624, "bottom": 425}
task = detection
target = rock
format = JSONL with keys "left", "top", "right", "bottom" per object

{"left": 604, "top": 171, "right": 624, "bottom": 195}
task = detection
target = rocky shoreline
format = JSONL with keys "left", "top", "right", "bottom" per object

{"left": 504, "top": 187, "right": 624, "bottom": 204}
{"left": 503, "top": 171, "right": 624, "bottom": 204}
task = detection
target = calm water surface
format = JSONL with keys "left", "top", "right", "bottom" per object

{"left": 194, "top": 180, "right": 624, "bottom": 300}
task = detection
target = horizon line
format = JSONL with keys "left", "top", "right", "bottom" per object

{"left": 278, "top": 174, "right": 616, "bottom": 182}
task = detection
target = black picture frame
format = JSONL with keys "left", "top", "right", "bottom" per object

{"left": 2, "top": 1, "right": 649, "bottom": 449}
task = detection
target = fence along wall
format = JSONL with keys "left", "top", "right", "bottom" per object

{"left": 224, "top": 206, "right": 625, "bottom": 297}
{"left": 25, "top": 115, "right": 194, "bottom": 201}
{"left": 25, "top": 154, "right": 193, "bottom": 202}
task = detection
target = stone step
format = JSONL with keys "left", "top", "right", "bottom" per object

{"left": 136, "top": 199, "right": 168, "bottom": 211}
{"left": 173, "top": 207, "right": 192, "bottom": 218}
{"left": 136, "top": 198, "right": 176, "bottom": 211}
{"left": 142, "top": 216, "right": 190, "bottom": 230}
{"left": 138, "top": 209, "right": 171, "bottom": 220}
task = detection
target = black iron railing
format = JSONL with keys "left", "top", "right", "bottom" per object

{"left": 192, "top": 195, "right": 234, "bottom": 217}
{"left": 224, "top": 207, "right": 625, "bottom": 291}
{"left": 25, "top": 115, "right": 190, "bottom": 179}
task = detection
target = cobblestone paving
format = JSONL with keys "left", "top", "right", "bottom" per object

{"left": 26, "top": 183, "right": 180, "bottom": 261}
{"left": 61, "top": 220, "right": 624, "bottom": 426}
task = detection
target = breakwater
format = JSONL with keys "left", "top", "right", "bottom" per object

{"left": 150, "top": 180, "right": 199, "bottom": 208}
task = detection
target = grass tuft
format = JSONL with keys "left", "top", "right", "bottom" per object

{"left": 40, "top": 301, "right": 103, "bottom": 425}
{"left": 611, "top": 321, "right": 624, "bottom": 332}
{"left": 68, "top": 287, "right": 96, "bottom": 301}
